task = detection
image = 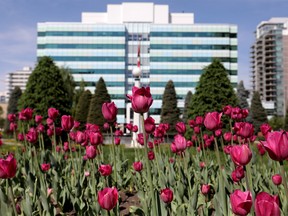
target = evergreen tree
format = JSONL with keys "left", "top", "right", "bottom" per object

{"left": 269, "top": 116, "right": 284, "bottom": 131}
{"left": 4, "top": 87, "right": 22, "bottom": 132}
{"left": 250, "top": 91, "right": 268, "bottom": 133}
{"left": 160, "top": 80, "right": 180, "bottom": 134}
{"left": 72, "top": 79, "right": 85, "bottom": 117}
{"left": 188, "top": 59, "right": 238, "bottom": 118}
{"left": 75, "top": 90, "right": 92, "bottom": 130}
{"left": 59, "top": 67, "right": 76, "bottom": 111}
{"left": 0, "top": 106, "right": 4, "bottom": 129}
{"left": 237, "top": 80, "right": 249, "bottom": 109}
{"left": 87, "top": 77, "right": 111, "bottom": 127}
{"left": 18, "top": 56, "right": 71, "bottom": 118}
{"left": 182, "top": 91, "right": 193, "bottom": 123}
{"left": 7, "top": 86, "right": 22, "bottom": 114}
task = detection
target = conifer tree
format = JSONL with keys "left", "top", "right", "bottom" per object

{"left": 75, "top": 90, "right": 92, "bottom": 130}
{"left": 72, "top": 79, "right": 85, "bottom": 117}
{"left": 237, "top": 80, "right": 249, "bottom": 109}
{"left": 188, "top": 59, "right": 238, "bottom": 118}
{"left": 250, "top": 91, "right": 268, "bottom": 132}
{"left": 5, "top": 86, "right": 22, "bottom": 132}
{"left": 60, "top": 67, "right": 76, "bottom": 111}
{"left": 87, "top": 77, "right": 111, "bottom": 127}
{"left": 160, "top": 80, "right": 180, "bottom": 134}
{"left": 7, "top": 86, "right": 22, "bottom": 114}
{"left": 182, "top": 91, "right": 193, "bottom": 123}
{"left": 18, "top": 56, "right": 71, "bottom": 118}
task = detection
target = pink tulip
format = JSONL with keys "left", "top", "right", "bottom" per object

{"left": 86, "top": 146, "right": 97, "bottom": 159}
{"left": 214, "top": 129, "right": 222, "bottom": 137}
{"left": 98, "top": 187, "right": 118, "bottom": 210}
{"left": 35, "top": 115, "right": 43, "bottom": 124}
{"left": 256, "top": 143, "right": 266, "bottom": 156}
{"left": 19, "top": 108, "right": 33, "bottom": 121}
{"left": 193, "top": 126, "right": 200, "bottom": 134}
{"left": 126, "top": 86, "right": 153, "bottom": 114}
{"left": 37, "top": 124, "right": 45, "bottom": 133}
{"left": 47, "top": 128, "right": 54, "bottom": 137}
{"left": 103, "top": 122, "right": 110, "bottom": 131}
{"left": 254, "top": 192, "right": 280, "bottom": 216}
{"left": 223, "top": 145, "right": 232, "bottom": 155}
{"left": 187, "top": 140, "right": 193, "bottom": 147}
{"left": 201, "top": 184, "right": 210, "bottom": 195}
{"left": 9, "top": 122, "right": 17, "bottom": 131}
{"left": 132, "top": 125, "right": 138, "bottom": 132}
{"left": 48, "top": 108, "right": 59, "bottom": 120}
{"left": 114, "top": 137, "right": 121, "bottom": 145}
{"left": 102, "top": 102, "right": 118, "bottom": 122}
{"left": 137, "top": 133, "right": 147, "bottom": 146}
{"left": 7, "top": 114, "right": 16, "bottom": 122}
{"left": 231, "top": 166, "right": 245, "bottom": 183}
{"left": 0, "top": 154, "right": 17, "bottom": 179}
{"left": 98, "top": 164, "right": 112, "bottom": 176}
{"left": 223, "top": 105, "right": 232, "bottom": 116}
{"left": 260, "top": 123, "right": 272, "bottom": 138}
{"left": 230, "top": 189, "right": 252, "bottom": 216}
{"left": 133, "top": 161, "right": 143, "bottom": 172}
{"left": 199, "top": 162, "right": 206, "bottom": 168}
{"left": 17, "top": 133, "right": 24, "bottom": 141}
{"left": 63, "top": 142, "right": 70, "bottom": 152}
{"left": 46, "top": 118, "right": 54, "bottom": 126}
{"left": 26, "top": 128, "right": 38, "bottom": 144}
{"left": 173, "top": 134, "right": 187, "bottom": 153}
{"left": 41, "top": 163, "right": 50, "bottom": 172}
{"left": 204, "top": 112, "right": 222, "bottom": 131}
{"left": 188, "top": 119, "right": 196, "bottom": 128}
{"left": 73, "top": 121, "right": 80, "bottom": 129}
{"left": 272, "top": 174, "right": 282, "bottom": 186}
{"left": 230, "top": 145, "right": 252, "bottom": 166}
{"left": 89, "top": 132, "right": 103, "bottom": 146}
{"left": 85, "top": 123, "right": 100, "bottom": 132}
{"left": 223, "top": 132, "right": 232, "bottom": 142}
{"left": 261, "top": 131, "right": 288, "bottom": 161}
{"left": 195, "top": 116, "right": 204, "bottom": 125}
{"left": 61, "top": 115, "right": 74, "bottom": 131}
{"left": 175, "top": 122, "right": 186, "bottom": 135}
{"left": 75, "top": 131, "right": 86, "bottom": 144}
{"left": 237, "top": 122, "right": 254, "bottom": 139}
{"left": 160, "top": 188, "right": 173, "bottom": 203}
{"left": 125, "top": 123, "right": 133, "bottom": 131}
{"left": 144, "top": 117, "right": 155, "bottom": 134}
{"left": 148, "top": 151, "right": 155, "bottom": 160}
{"left": 114, "top": 130, "right": 123, "bottom": 137}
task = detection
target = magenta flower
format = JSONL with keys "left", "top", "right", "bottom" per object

{"left": 175, "top": 122, "right": 186, "bottom": 135}
{"left": 19, "top": 108, "right": 33, "bottom": 121}
{"left": 230, "top": 190, "right": 252, "bottom": 216}
{"left": 201, "top": 184, "right": 210, "bottom": 195}
{"left": 35, "top": 115, "right": 43, "bottom": 124}
{"left": 41, "top": 163, "right": 50, "bottom": 172}
{"left": 133, "top": 161, "right": 143, "bottom": 172}
{"left": 48, "top": 108, "right": 59, "bottom": 120}
{"left": 144, "top": 117, "right": 155, "bottom": 134}
{"left": 204, "top": 112, "right": 222, "bottom": 131}
{"left": 7, "top": 114, "right": 16, "bottom": 122}
{"left": 173, "top": 134, "right": 187, "bottom": 153}
{"left": 61, "top": 115, "right": 74, "bottom": 131}
{"left": 98, "top": 187, "right": 118, "bottom": 211}
{"left": 160, "top": 188, "right": 173, "bottom": 203}
{"left": 98, "top": 164, "right": 112, "bottom": 176}
{"left": 230, "top": 144, "right": 252, "bottom": 166}
{"left": 26, "top": 128, "right": 38, "bottom": 144}
{"left": 254, "top": 192, "right": 280, "bottom": 216}
{"left": 86, "top": 146, "right": 97, "bottom": 159}
{"left": 126, "top": 86, "right": 153, "bottom": 114}
{"left": 261, "top": 131, "right": 288, "bottom": 161}
{"left": 0, "top": 154, "right": 17, "bottom": 179}
{"left": 272, "top": 174, "right": 282, "bottom": 186}
{"left": 102, "top": 102, "right": 118, "bottom": 122}
{"left": 231, "top": 166, "right": 245, "bottom": 183}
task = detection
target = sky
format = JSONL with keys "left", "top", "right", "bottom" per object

{"left": 0, "top": 0, "right": 288, "bottom": 92}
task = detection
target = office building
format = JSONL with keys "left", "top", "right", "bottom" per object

{"left": 251, "top": 18, "right": 288, "bottom": 116}
{"left": 37, "top": 2, "right": 238, "bottom": 123}
{"left": 6, "top": 66, "right": 32, "bottom": 101}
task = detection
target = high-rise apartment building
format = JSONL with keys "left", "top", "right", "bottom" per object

{"left": 251, "top": 18, "right": 288, "bottom": 116}
{"left": 6, "top": 66, "right": 32, "bottom": 101}
{"left": 37, "top": 2, "right": 238, "bottom": 123}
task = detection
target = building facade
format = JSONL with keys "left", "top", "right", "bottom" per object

{"left": 37, "top": 2, "right": 238, "bottom": 123}
{"left": 6, "top": 66, "right": 32, "bottom": 101}
{"left": 251, "top": 18, "right": 288, "bottom": 116}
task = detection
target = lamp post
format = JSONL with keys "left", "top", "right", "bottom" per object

{"left": 131, "top": 42, "right": 142, "bottom": 147}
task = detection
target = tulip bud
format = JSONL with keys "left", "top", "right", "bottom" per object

{"left": 86, "top": 146, "right": 97, "bottom": 159}
{"left": 41, "top": 163, "right": 50, "bottom": 172}
{"left": 160, "top": 188, "right": 173, "bottom": 203}
{"left": 175, "top": 122, "right": 186, "bottom": 135}
{"left": 0, "top": 154, "right": 17, "bottom": 179}
{"left": 102, "top": 102, "right": 118, "bottom": 122}
{"left": 133, "top": 161, "right": 143, "bottom": 172}
{"left": 201, "top": 184, "right": 210, "bottom": 195}
{"left": 98, "top": 187, "right": 118, "bottom": 210}
{"left": 126, "top": 86, "right": 153, "bottom": 114}
{"left": 254, "top": 192, "right": 280, "bottom": 216}
{"left": 98, "top": 164, "right": 112, "bottom": 176}
{"left": 48, "top": 107, "right": 59, "bottom": 121}
{"left": 272, "top": 174, "right": 282, "bottom": 186}
{"left": 230, "top": 145, "right": 252, "bottom": 166}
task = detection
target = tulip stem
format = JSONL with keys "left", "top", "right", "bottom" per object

{"left": 140, "top": 114, "right": 158, "bottom": 216}
{"left": 214, "top": 138, "right": 227, "bottom": 216}
{"left": 8, "top": 179, "right": 17, "bottom": 216}
{"left": 110, "top": 126, "right": 117, "bottom": 187}
{"left": 280, "top": 161, "right": 288, "bottom": 212}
